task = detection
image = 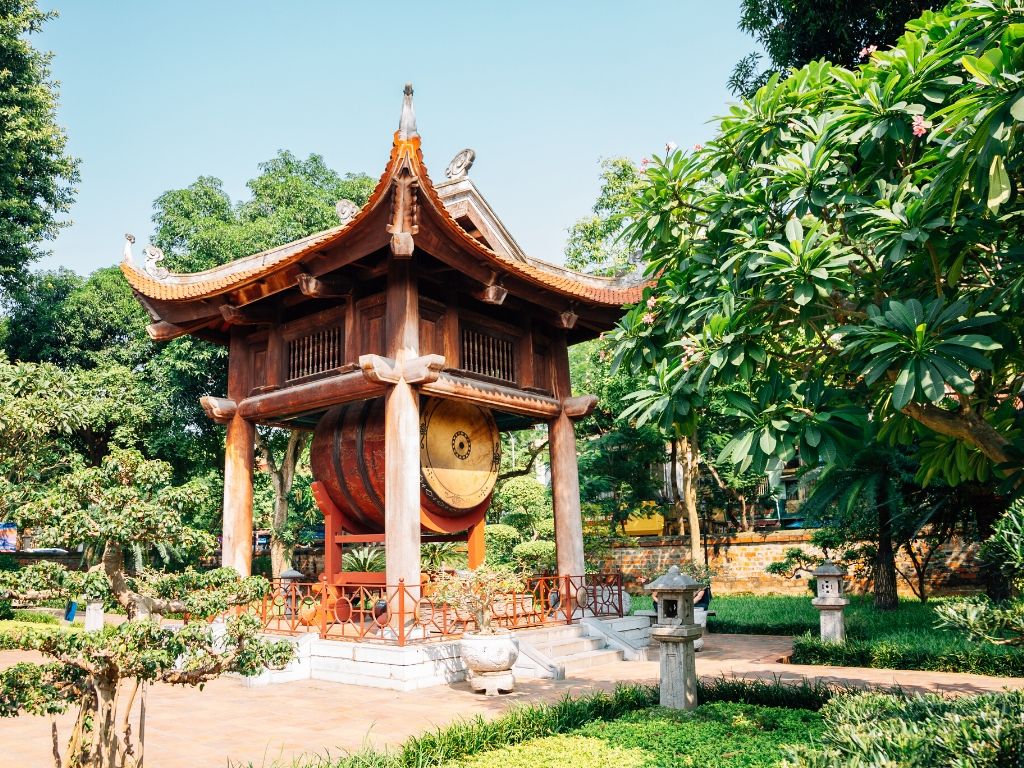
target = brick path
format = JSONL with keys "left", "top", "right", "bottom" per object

{"left": 3, "top": 634, "right": 1022, "bottom": 767}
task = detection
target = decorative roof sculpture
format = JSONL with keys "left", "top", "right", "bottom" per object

{"left": 121, "top": 85, "right": 647, "bottom": 343}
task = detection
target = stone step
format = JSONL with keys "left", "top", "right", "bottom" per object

{"left": 533, "top": 636, "right": 605, "bottom": 657}
{"left": 513, "top": 624, "right": 586, "bottom": 644}
{"left": 554, "top": 648, "right": 625, "bottom": 675}
{"left": 601, "top": 615, "right": 652, "bottom": 633}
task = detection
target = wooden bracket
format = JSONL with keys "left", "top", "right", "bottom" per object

{"left": 296, "top": 273, "right": 352, "bottom": 299}
{"left": 146, "top": 318, "right": 216, "bottom": 341}
{"left": 359, "top": 353, "right": 446, "bottom": 385}
{"left": 473, "top": 272, "right": 508, "bottom": 305}
{"left": 199, "top": 395, "right": 238, "bottom": 424}
{"left": 387, "top": 170, "right": 419, "bottom": 259}
{"left": 562, "top": 394, "right": 598, "bottom": 420}
{"left": 557, "top": 308, "right": 579, "bottom": 330}
{"left": 219, "top": 304, "right": 276, "bottom": 326}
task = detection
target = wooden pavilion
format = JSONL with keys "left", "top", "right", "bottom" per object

{"left": 122, "top": 85, "right": 644, "bottom": 593}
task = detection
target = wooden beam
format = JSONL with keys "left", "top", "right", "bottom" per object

{"left": 219, "top": 303, "right": 277, "bottom": 326}
{"left": 237, "top": 370, "right": 385, "bottom": 421}
{"left": 199, "top": 396, "right": 237, "bottom": 424}
{"left": 548, "top": 331, "right": 586, "bottom": 578}
{"left": 146, "top": 318, "right": 218, "bottom": 341}
{"left": 384, "top": 255, "right": 422, "bottom": 595}
{"left": 296, "top": 272, "right": 352, "bottom": 299}
{"left": 222, "top": 328, "right": 255, "bottom": 577}
{"left": 473, "top": 283, "right": 508, "bottom": 305}
{"left": 421, "top": 372, "right": 561, "bottom": 419}
{"left": 563, "top": 394, "right": 598, "bottom": 420}
{"left": 359, "top": 353, "right": 445, "bottom": 385}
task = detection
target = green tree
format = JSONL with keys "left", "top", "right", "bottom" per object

{"left": 565, "top": 157, "right": 644, "bottom": 275}
{"left": 0, "top": 449, "right": 291, "bottom": 768}
{"left": 0, "top": 0, "right": 78, "bottom": 291}
{"left": 614, "top": 1, "right": 1024, "bottom": 495}
{"left": 730, "top": 0, "right": 942, "bottom": 96}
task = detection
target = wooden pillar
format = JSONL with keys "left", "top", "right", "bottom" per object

{"left": 222, "top": 328, "right": 255, "bottom": 576}
{"left": 467, "top": 518, "right": 485, "bottom": 569}
{"left": 384, "top": 256, "right": 422, "bottom": 595}
{"left": 548, "top": 331, "right": 585, "bottom": 577}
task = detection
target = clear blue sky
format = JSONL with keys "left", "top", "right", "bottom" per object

{"left": 37, "top": 1, "right": 755, "bottom": 275}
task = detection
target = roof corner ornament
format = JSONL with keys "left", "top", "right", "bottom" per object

{"left": 335, "top": 199, "right": 359, "bottom": 224}
{"left": 398, "top": 82, "right": 418, "bottom": 140}
{"left": 123, "top": 233, "right": 169, "bottom": 280}
{"left": 445, "top": 148, "right": 476, "bottom": 180}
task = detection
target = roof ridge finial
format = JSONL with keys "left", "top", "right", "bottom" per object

{"left": 398, "top": 83, "right": 418, "bottom": 140}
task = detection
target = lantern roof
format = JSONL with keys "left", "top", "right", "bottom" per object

{"left": 644, "top": 565, "right": 701, "bottom": 593}
{"left": 812, "top": 560, "right": 846, "bottom": 577}
{"left": 120, "top": 85, "right": 648, "bottom": 343}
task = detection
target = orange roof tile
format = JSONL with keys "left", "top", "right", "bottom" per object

{"left": 122, "top": 131, "right": 648, "bottom": 309}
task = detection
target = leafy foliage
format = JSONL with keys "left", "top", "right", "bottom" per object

{"left": 786, "top": 689, "right": 1024, "bottom": 767}
{"left": 614, "top": 1, "right": 1024, "bottom": 489}
{"left": 730, "top": 0, "right": 942, "bottom": 96}
{"left": 0, "top": 0, "right": 78, "bottom": 290}
{"left": 565, "top": 158, "right": 645, "bottom": 275}
{"left": 429, "top": 565, "right": 523, "bottom": 634}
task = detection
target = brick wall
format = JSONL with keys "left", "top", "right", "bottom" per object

{"left": 602, "top": 531, "right": 982, "bottom": 597}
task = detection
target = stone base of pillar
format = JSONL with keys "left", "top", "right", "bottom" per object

{"left": 467, "top": 669, "right": 515, "bottom": 696}
{"left": 812, "top": 596, "right": 849, "bottom": 643}
{"left": 652, "top": 624, "right": 702, "bottom": 710}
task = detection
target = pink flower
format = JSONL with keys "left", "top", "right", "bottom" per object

{"left": 646, "top": 296, "right": 657, "bottom": 309}
{"left": 665, "top": 141, "right": 677, "bottom": 154}
{"left": 598, "top": 349, "right": 608, "bottom": 362}
{"left": 640, "top": 157, "right": 649, "bottom": 168}
{"left": 642, "top": 311, "right": 656, "bottom": 325}
{"left": 859, "top": 45, "right": 877, "bottom": 59}
{"left": 694, "top": 143, "right": 703, "bottom": 151}
{"left": 911, "top": 114, "right": 931, "bottom": 137}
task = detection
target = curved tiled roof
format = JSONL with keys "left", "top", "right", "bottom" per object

{"left": 122, "top": 133, "right": 647, "bottom": 308}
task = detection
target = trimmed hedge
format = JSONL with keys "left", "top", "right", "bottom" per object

{"left": 791, "top": 631, "right": 1024, "bottom": 677}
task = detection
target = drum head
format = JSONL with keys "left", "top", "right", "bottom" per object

{"left": 420, "top": 398, "right": 499, "bottom": 511}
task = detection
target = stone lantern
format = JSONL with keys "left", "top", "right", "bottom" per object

{"left": 811, "top": 560, "right": 848, "bottom": 643}
{"left": 644, "top": 565, "right": 702, "bottom": 710}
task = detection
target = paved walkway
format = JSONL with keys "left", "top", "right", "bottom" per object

{"left": 3, "top": 634, "right": 1022, "bottom": 767}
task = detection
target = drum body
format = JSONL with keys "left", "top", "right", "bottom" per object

{"left": 310, "top": 396, "right": 499, "bottom": 534}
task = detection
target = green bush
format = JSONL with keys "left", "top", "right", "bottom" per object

{"left": 0, "top": 553, "right": 19, "bottom": 572}
{"left": 792, "top": 631, "right": 1024, "bottom": 677}
{"left": 10, "top": 609, "right": 58, "bottom": 625}
{"left": 787, "top": 690, "right": 1024, "bottom": 767}
{"left": 484, "top": 524, "right": 522, "bottom": 566}
{"left": 0, "top": 599, "right": 13, "bottom": 620}
{"left": 512, "top": 540, "right": 557, "bottom": 574}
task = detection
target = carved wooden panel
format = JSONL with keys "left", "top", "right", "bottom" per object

{"left": 461, "top": 324, "right": 517, "bottom": 384}
{"left": 419, "top": 298, "right": 445, "bottom": 358}
{"left": 358, "top": 296, "right": 386, "bottom": 357}
{"left": 281, "top": 305, "right": 346, "bottom": 384}
{"left": 532, "top": 336, "right": 552, "bottom": 393}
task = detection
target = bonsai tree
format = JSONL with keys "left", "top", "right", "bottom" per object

{"left": 429, "top": 565, "right": 524, "bottom": 634}
{"left": 0, "top": 449, "right": 293, "bottom": 768}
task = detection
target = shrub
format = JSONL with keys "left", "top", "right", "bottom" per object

{"left": 342, "top": 545, "right": 384, "bottom": 572}
{"left": 792, "top": 631, "right": 1024, "bottom": 677}
{"left": 511, "top": 540, "right": 557, "bottom": 574}
{"left": 484, "top": 524, "right": 522, "bottom": 566}
{"left": 786, "top": 690, "right": 1024, "bottom": 767}
{"left": 11, "top": 609, "right": 58, "bottom": 625}
{"left": 0, "top": 599, "right": 13, "bottom": 620}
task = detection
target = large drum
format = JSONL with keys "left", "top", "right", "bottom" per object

{"left": 310, "top": 396, "right": 500, "bottom": 534}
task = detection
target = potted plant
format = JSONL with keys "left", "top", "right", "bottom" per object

{"left": 430, "top": 565, "right": 524, "bottom": 695}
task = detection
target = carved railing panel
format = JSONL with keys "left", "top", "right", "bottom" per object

{"left": 287, "top": 325, "right": 344, "bottom": 382}
{"left": 461, "top": 326, "right": 516, "bottom": 383}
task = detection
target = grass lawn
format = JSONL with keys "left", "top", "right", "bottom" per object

{"left": 444, "top": 703, "right": 823, "bottom": 768}
{"left": 632, "top": 592, "right": 1024, "bottom": 676}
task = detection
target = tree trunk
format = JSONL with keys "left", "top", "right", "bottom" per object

{"left": 875, "top": 496, "right": 899, "bottom": 610}
{"left": 665, "top": 440, "right": 682, "bottom": 536}
{"left": 681, "top": 434, "right": 701, "bottom": 563}
{"left": 901, "top": 401, "right": 1014, "bottom": 473}
{"left": 255, "top": 430, "right": 310, "bottom": 579}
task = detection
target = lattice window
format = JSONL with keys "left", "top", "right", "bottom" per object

{"left": 287, "top": 325, "right": 344, "bottom": 381}
{"left": 461, "top": 326, "right": 516, "bottom": 383}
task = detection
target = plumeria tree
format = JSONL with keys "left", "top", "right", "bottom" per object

{"left": 613, "top": 1, "right": 1024, "bottom": 496}
{"left": 0, "top": 449, "right": 292, "bottom": 768}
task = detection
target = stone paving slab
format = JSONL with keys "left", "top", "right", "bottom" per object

{"left": 2, "top": 634, "right": 1022, "bottom": 767}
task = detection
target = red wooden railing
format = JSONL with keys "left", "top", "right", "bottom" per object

{"left": 249, "top": 573, "right": 625, "bottom": 646}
